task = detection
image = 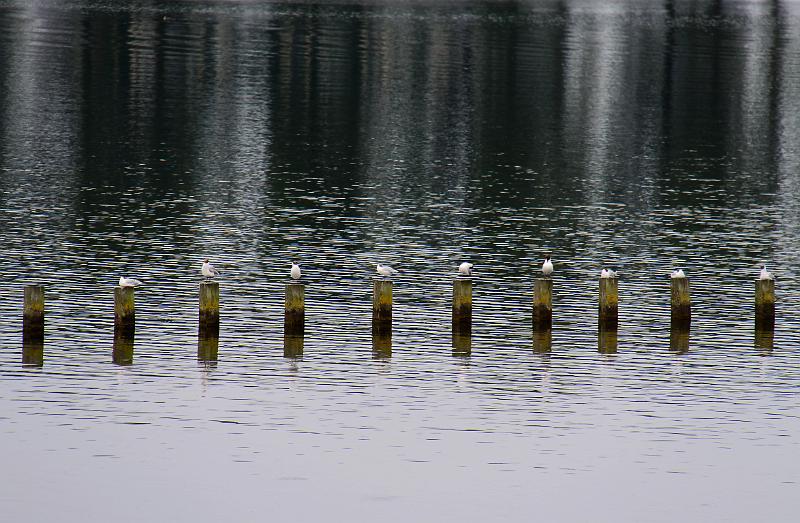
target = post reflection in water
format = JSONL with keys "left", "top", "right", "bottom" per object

{"left": 755, "top": 329, "right": 774, "bottom": 355}
{"left": 598, "top": 328, "right": 618, "bottom": 354}
{"left": 197, "top": 333, "right": 219, "bottom": 363}
{"left": 284, "top": 334, "right": 304, "bottom": 359}
{"left": 22, "top": 340, "right": 44, "bottom": 367}
{"left": 669, "top": 328, "right": 690, "bottom": 354}
{"left": 533, "top": 329, "right": 552, "bottom": 354}
{"left": 112, "top": 330, "right": 134, "bottom": 366}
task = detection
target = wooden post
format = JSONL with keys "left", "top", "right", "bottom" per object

{"left": 669, "top": 327, "right": 689, "bottom": 354}
{"left": 452, "top": 332, "right": 471, "bottom": 356}
{"left": 452, "top": 278, "right": 472, "bottom": 335}
{"left": 598, "top": 328, "right": 618, "bottom": 354}
{"left": 22, "top": 340, "right": 44, "bottom": 367}
{"left": 754, "top": 328, "right": 774, "bottom": 354}
{"left": 23, "top": 285, "right": 45, "bottom": 343}
{"left": 114, "top": 285, "right": 135, "bottom": 337}
{"left": 285, "top": 283, "right": 305, "bottom": 336}
{"left": 755, "top": 279, "right": 775, "bottom": 331}
{"left": 598, "top": 277, "right": 618, "bottom": 330}
{"left": 198, "top": 333, "right": 219, "bottom": 363}
{"left": 533, "top": 328, "right": 552, "bottom": 353}
{"left": 199, "top": 281, "right": 219, "bottom": 337}
{"left": 372, "top": 331, "right": 391, "bottom": 359}
{"left": 284, "top": 334, "right": 303, "bottom": 359}
{"left": 112, "top": 333, "right": 134, "bottom": 365}
{"left": 533, "top": 278, "right": 553, "bottom": 330}
{"left": 670, "top": 277, "right": 691, "bottom": 329}
{"left": 372, "top": 279, "right": 392, "bottom": 337}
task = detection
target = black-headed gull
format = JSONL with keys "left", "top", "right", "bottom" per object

{"left": 541, "top": 255, "right": 553, "bottom": 277}
{"left": 759, "top": 264, "right": 774, "bottom": 280}
{"left": 376, "top": 263, "right": 398, "bottom": 278}
{"left": 458, "top": 262, "right": 474, "bottom": 276}
{"left": 202, "top": 259, "right": 220, "bottom": 279}
{"left": 670, "top": 269, "right": 686, "bottom": 279}
{"left": 119, "top": 276, "right": 143, "bottom": 287}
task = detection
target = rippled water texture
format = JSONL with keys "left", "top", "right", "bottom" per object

{"left": 1, "top": 0, "right": 800, "bottom": 521}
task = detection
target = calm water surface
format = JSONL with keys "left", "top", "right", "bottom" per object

{"left": 1, "top": 0, "right": 800, "bottom": 521}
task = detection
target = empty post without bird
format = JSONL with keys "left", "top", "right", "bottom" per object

{"left": 23, "top": 285, "right": 45, "bottom": 343}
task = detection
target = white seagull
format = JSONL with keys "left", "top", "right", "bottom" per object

{"left": 119, "top": 276, "right": 143, "bottom": 287}
{"left": 291, "top": 262, "right": 301, "bottom": 280}
{"left": 541, "top": 255, "right": 553, "bottom": 277}
{"left": 201, "top": 259, "right": 220, "bottom": 279}
{"left": 376, "top": 263, "right": 398, "bottom": 278}
{"left": 607, "top": 269, "right": 618, "bottom": 278}
{"left": 458, "top": 262, "right": 474, "bottom": 276}
{"left": 600, "top": 268, "right": 610, "bottom": 278}
{"left": 670, "top": 269, "right": 686, "bottom": 279}
{"left": 759, "top": 264, "right": 774, "bottom": 281}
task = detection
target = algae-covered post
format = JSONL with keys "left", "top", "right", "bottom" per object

{"left": 372, "top": 279, "right": 392, "bottom": 336}
{"left": 114, "top": 285, "right": 136, "bottom": 337}
{"left": 755, "top": 279, "right": 775, "bottom": 331}
{"left": 670, "top": 276, "right": 691, "bottom": 329}
{"left": 199, "top": 281, "right": 219, "bottom": 337}
{"left": 532, "top": 278, "right": 553, "bottom": 331}
{"left": 598, "top": 277, "right": 618, "bottom": 331}
{"left": 285, "top": 282, "right": 305, "bottom": 336}
{"left": 23, "top": 285, "right": 45, "bottom": 343}
{"left": 452, "top": 278, "right": 472, "bottom": 335}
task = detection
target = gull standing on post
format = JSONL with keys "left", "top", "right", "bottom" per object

{"left": 458, "top": 262, "right": 474, "bottom": 276}
{"left": 759, "top": 264, "right": 774, "bottom": 280}
{"left": 202, "top": 259, "right": 220, "bottom": 280}
{"left": 670, "top": 269, "right": 686, "bottom": 279}
{"left": 119, "top": 276, "right": 143, "bottom": 287}
{"left": 291, "top": 262, "right": 302, "bottom": 281}
{"left": 541, "top": 255, "right": 553, "bottom": 278}
{"left": 600, "top": 268, "right": 610, "bottom": 279}
{"left": 376, "top": 263, "right": 398, "bottom": 278}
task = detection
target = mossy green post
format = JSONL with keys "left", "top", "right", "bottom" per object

{"left": 23, "top": 285, "right": 45, "bottom": 343}
{"left": 598, "top": 277, "right": 618, "bottom": 331}
{"left": 285, "top": 283, "right": 305, "bottom": 336}
{"left": 114, "top": 285, "right": 135, "bottom": 338}
{"left": 452, "top": 278, "right": 472, "bottom": 335}
{"left": 670, "top": 277, "right": 691, "bottom": 330}
{"left": 372, "top": 279, "right": 392, "bottom": 337}
{"left": 533, "top": 278, "right": 553, "bottom": 331}
{"left": 199, "top": 281, "right": 219, "bottom": 337}
{"left": 755, "top": 279, "right": 775, "bottom": 331}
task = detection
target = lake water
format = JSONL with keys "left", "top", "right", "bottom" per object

{"left": 1, "top": 0, "right": 799, "bottom": 521}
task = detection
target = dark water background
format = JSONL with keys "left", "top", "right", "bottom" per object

{"left": 1, "top": 0, "right": 799, "bottom": 521}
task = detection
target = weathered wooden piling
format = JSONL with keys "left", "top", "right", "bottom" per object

{"left": 112, "top": 333, "right": 134, "bottom": 366}
{"left": 754, "top": 328, "right": 774, "bottom": 354}
{"left": 452, "top": 332, "right": 471, "bottom": 356}
{"left": 199, "top": 281, "right": 220, "bottom": 336}
{"left": 670, "top": 277, "right": 691, "bottom": 329}
{"left": 198, "top": 333, "right": 219, "bottom": 363}
{"left": 23, "top": 285, "right": 45, "bottom": 343}
{"left": 114, "top": 285, "right": 136, "bottom": 337}
{"left": 452, "top": 278, "right": 472, "bottom": 335}
{"left": 598, "top": 277, "right": 618, "bottom": 330}
{"left": 532, "top": 278, "right": 553, "bottom": 331}
{"left": 755, "top": 279, "right": 775, "bottom": 331}
{"left": 372, "top": 331, "right": 392, "bottom": 359}
{"left": 372, "top": 279, "right": 392, "bottom": 336}
{"left": 533, "top": 328, "right": 552, "bottom": 353}
{"left": 598, "top": 328, "right": 618, "bottom": 354}
{"left": 669, "top": 327, "right": 689, "bottom": 354}
{"left": 284, "top": 334, "right": 304, "bottom": 359}
{"left": 285, "top": 283, "right": 305, "bottom": 336}
{"left": 22, "top": 340, "right": 44, "bottom": 367}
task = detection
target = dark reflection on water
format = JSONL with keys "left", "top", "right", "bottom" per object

{"left": 598, "top": 328, "right": 618, "bottom": 354}
{"left": 1, "top": 0, "right": 800, "bottom": 521}
{"left": 21, "top": 339, "right": 43, "bottom": 367}
{"left": 112, "top": 332, "right": 134, "bottom": 365}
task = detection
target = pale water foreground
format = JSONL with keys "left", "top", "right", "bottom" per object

{"left": 1, "top": 0, "right": 800, "bottom": 521}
